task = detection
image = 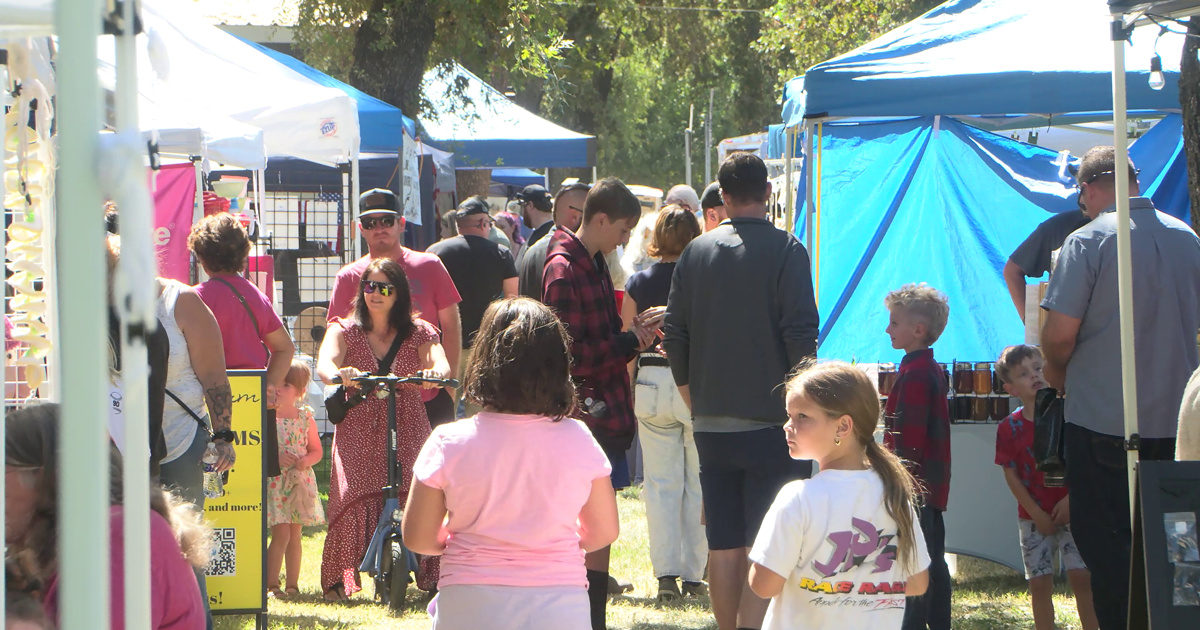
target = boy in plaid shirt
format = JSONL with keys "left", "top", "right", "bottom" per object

{"left": 883, "top": 283, "right": 951, "bottom": 630}
{"left": 542, "top": 178, "right": 658, "bottom": 630}
{"left": 994, "top": 345, "right": 1097, "bottom": 630}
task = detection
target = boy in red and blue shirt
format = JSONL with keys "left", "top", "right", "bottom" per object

{"left": 994, "top": 345, "right": 1097, "bottom": 630}
{"left": 882, "top": 283, "right": 951, "bottom": 630}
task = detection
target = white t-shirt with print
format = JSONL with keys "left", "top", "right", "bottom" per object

{"left": 749, "top": 469, "right": 931, "bottom": 630}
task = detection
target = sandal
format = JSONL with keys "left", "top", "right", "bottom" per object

{"left": 323, "top": 585, "right": 349, "bottom": 602}
{"left": 267, "top": 588, "right": 287, "bottom": 599}
{"left": 285, "top": 586, "right": 301, "bottom": 598}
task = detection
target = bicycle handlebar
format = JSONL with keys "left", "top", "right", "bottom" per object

{"left": 331, "top": 374, "right": 460, "bottom": 389}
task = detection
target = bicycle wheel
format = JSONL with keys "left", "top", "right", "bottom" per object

{"left": 388, "top": 537, "right": 410, "bottom": 613}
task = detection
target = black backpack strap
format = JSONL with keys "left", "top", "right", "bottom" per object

{"left": 165, "top": 388, "right": 210, "bottom": 434}
{"left": 376, "top": 332, "right": 406, "bottom": 375}
{"left": 213, "top": 276, "right": 271, "bottom": 362}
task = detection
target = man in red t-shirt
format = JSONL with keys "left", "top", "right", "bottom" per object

{"left": 994, "top": 345, "right": 1097, "bottom": 630}
{"left": 327, "top": 189, "right": 462, "bottom": 424}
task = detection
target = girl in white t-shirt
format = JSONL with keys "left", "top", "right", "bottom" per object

{"left": 748, "top": 361, "right": 931, "bottom": 630}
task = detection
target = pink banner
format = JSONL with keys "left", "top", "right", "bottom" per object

{"left": 153, "top": 163, "right": 197, "bottom": 283}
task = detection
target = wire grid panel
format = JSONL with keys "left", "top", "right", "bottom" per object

{"left": 259, "top": 188, "right": 350, "bottom": 319}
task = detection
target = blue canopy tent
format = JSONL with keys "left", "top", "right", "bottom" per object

{"left": 491, "top": 167, "right": 545, "bottom": 187}
{"left": 1129, "top": 113, "right": 1190, "bottom": 220}
{"left": 783, "top": 0, "right": 1189, "bottom": 363}
{"left": 246, "top": 40, "right": 418, "bottom": 154}
{"left": 790, "top": 0, "right": 1184, "bottom": 124}
{"left": 421, "top": 63, "right": 596, "bottom": 168}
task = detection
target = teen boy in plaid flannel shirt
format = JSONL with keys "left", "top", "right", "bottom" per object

{"left": 883, "top": 283, "right": 952, "bottom": 630}
{"left": 542, "top": 178, "right": 659, "bottom": 630}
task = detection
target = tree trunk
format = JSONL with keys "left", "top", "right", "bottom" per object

{"left": 350, "top": 0, "right": 436, "bottom": 117}
{"left": 456, "top": 169, "right": 492, "bottom": 200}
{"left": 1179, "top": 18, "right": 1200, "bottom": 232}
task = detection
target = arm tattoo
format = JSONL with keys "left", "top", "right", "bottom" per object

{"left": 205, "top": 383, "right": 234, "bottom": 432}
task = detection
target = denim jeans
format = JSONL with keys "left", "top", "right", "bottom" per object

{"left": 633, "top": 364, "right": 708, "bottom": 581}
{"left": 1064, "top": 423, "right": 1175, "bottom": 630}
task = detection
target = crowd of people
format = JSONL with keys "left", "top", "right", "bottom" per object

{"left": 8, "top": 144, "right": 1200, "bottom": 630}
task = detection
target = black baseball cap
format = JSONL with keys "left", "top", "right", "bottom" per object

{"left": 455, "top": 197, "right": 490, "bottom": 220}
{"left": 516, "top": 185, "right": 553, "bottom": 212}
{"left": 700, "top": 182, "right": 723, "bottom": 209}
{"left": 359, "top": 188, "right": 399, "bottom": 217}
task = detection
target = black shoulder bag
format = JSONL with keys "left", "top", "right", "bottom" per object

{"left": 324, "top": 332, "right": 405, "bottom": 425}
{"left": 1033, "top": 386, "right": 1067, "bottom": 487}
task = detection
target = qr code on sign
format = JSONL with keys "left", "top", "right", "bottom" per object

{"left": 204, "top": 528, "right": 236, "bottom": 577}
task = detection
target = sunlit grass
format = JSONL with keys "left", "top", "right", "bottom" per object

{"left": 215, "top": 486, "right": 1088, "bottom": 629}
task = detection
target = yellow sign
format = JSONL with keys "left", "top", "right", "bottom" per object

{"left": 205, "top": 370, "right": 267, "bottom": 615}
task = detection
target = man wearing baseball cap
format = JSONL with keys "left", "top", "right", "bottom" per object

{"left": 427, "top": 196, "right": 519, "bottom": 418}
{"left": 700, "top": 181, "right": 727, "bottom": 232}
{"left": 517, "top": 184, "right": 555, "bottom": 247}
{"left": 327, "top": 188, "right": 463, "bottom": 428}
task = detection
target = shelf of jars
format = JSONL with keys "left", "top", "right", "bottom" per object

{"left": 875, "top": 360, "right": 1018, "bottom": 424}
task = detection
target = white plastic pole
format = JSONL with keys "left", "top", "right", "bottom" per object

{"left": 351, "top": 156, "right": 360, "bottom": 253}
{"left": 115, "top": 0, "right": 155, "bottom": 626}
{"left": 1111, "top": 26, "right": 1140, "bottom": 524}
{"left": 56, "top": 0, "right": 112, "bottom": 629}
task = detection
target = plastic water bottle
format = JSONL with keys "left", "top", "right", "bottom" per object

{"left": 202, "top": 443, "right": 225, "bottom": 499}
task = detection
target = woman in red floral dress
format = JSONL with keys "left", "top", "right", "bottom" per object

{"left": 316, "top": 258, "right": 452, "bottom": 601}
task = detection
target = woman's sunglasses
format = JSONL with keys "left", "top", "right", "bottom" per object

{"left": 360, "top": 216, "right": 397, "bottom": 230}
{"left": 361, "top": 280, "right": 396, "bottom": 297}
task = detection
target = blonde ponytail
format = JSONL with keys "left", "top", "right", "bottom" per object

{"left": 864, "top": 439, "right": 921, "bottom": 575}
{"left": 785, "top": 360, "right": 924, "bottom": 576}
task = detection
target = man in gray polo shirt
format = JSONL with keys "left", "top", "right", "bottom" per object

{"left": 663, "top": 153, "right": 818, "bottom": 630}
{"left": 1041, "top": 146, "right": 1200, "bottom": 630}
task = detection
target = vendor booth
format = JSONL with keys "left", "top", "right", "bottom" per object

{"left": 780, "top": 0, "right": 1191, "bottom": 573}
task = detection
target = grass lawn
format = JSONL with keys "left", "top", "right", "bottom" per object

{"left": 215, "top": 486, "right": 1090, "bottom": 629}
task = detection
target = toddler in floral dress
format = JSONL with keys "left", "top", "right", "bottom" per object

{"left": 266, "top": 360, "right": 326, "bottom": 599}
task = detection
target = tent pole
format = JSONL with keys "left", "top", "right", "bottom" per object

{"left": 1111, "top": 21, "right": 1139, "bottom": 525}
{"left": 805, "top": 120, "right": 815, "bottom": 269}
{"left": 114, "top": 0, "right": 155, "bottom": 626}
{"left": 784, "top": 127, "right": 794, "bottom": 233}
{"left": 343, "top": 165, "right": 355, "bottom": 259}
{"left": 351, "top": 155, "right": 360, "bottom": 255}
{"left": 593, "top": 166, "right": 598, "bottom": 183}
{"left": 56, "top": 0, "right": 112, "bottom": 629}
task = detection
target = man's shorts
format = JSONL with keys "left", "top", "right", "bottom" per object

{"left": 694, "top": 426, "right": 812, "bottom": 550}
{"left": 1018, "top": 520, "right": 1088, "bottom": 580}
{"left": 606, "top": 447, "right": 631, "bottom": 491}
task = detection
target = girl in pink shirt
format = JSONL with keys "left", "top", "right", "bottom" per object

{"left": 403, "top": 298, "right": 620, "bottom": 630}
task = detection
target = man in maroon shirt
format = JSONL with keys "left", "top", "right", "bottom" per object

{"left": 542, "top": 178, "right": 659, "bottom": 630}
{"left": 327, "top": 189, "right": 462, "bottom": 424}
{"left": 882, "top": 283, "right": 952, "bottom": 630}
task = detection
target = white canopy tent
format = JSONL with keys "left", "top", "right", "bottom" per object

{"left": 97, "top": 49, "right": 268, "bottom": 170}
{"left": 131, "top": 0, "right": 360, "bottom": 169}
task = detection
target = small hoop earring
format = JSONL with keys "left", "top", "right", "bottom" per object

{"left": 834, "top": 435, "right": 842, "bottom": 446}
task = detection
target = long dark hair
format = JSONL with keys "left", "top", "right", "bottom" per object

{"left": 463, "top": 298, "right": 576, "bottom": 419}
{"left": 5, "top": 404, "right": 213, "bottom": 595}
{"left": 352, "top": 257, "right": 415, "bottom": 341}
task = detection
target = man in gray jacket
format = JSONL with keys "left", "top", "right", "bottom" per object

{"left": 662, "top": 153, "right": 819, "bottom": 630}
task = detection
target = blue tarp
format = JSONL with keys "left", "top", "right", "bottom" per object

{"left": 794, "top": 116, "right": 1191, "bottom": 362}
{"left": 1130, "top": 114, "right": 1190, "bottom": 221}
{"left": 787, "top": 0, "right": 1185, "bottom": 126}
{"left": 795, "top": 117, "right": 1084, "bottom": 362}
{"left": 421, "top": 63, "right": 596, "bottom": 168}
{"left": 245, "top": 41, "right": 418, "bottom": 154}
